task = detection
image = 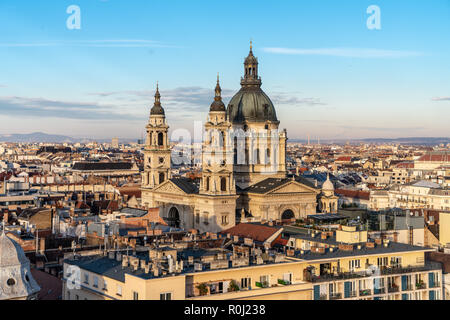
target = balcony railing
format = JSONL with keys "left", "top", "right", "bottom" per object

{"left": 359, "top": 289, "right": 372, "bottom": 296}
{"left": 306, "top": 263, "right": 442, "bottom": 284}
{"left": 429, "top": 282, "right": 441, "bottom": 288}
{"left": 388, "top": 286, "right": 399, "bottom": 293}
{"left": 415, "top": 282, "right": 427, "bottom": 290}
{"left": 329, "top": 293, "right": 342, "bottom": 300}
{"left": 374, "top": 288, "right": 386, "bottom": 294}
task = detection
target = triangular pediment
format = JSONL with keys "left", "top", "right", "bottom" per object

{"left": 152, "top": 180, "right": 187, "bottom": 195}
{"left": 269, "top": 181, "right": 318, "bottom": 195}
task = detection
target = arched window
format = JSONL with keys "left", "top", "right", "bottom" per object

{"left": 256, "top": 148, "right": 260, "bottom": 164}
{"left": 158, "top": 132, "right": 164, "bottom": 146}
{"left": 159, "top": 172, "right": 165, "bottom": 184}
{"left": 220, "top": 177, "right": 227, "bottom": 192}
{"left": 205, "top": 177, "right": 210, "bottom": 191}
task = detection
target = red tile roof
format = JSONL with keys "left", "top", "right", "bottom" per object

{"left": 335, "top": 188, "right": 370, "bottom": 200}
{"left": 395, "top": 162, "right": 414, "bottom": 168}
{"left": 335, "top": 156, "right": 352, "bottom": 162}
{"left": 118, "top": 186, "right": 142, "bottom": 199}
{"left": 30, "top": 268, "right": 62, "bottom": 300}
{"left": 417, "top": 152, "right": 449, "bottom": 162}
{"left": 221, "top": 223, "right": 280, "bottom": 243}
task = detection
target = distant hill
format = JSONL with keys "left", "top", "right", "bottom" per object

{"left": 289, "top": 137, "right": 450, "bottom": 145}
{"left": 0, "top": 132, "right": 448, "bottom": 145}
{"left": 0, "top": 132, "right": 77, "bottom": 143}
{"left": 0, "top": 132, "right": 138, "bottom": 144}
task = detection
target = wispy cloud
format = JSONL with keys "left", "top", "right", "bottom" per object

{"left": 89, "top": 87, "right": 236, "bottom": 113}
{"left": 0, "top": 40, "right": 177, "bottom": 48}
{"left": 270, "top": 92, "right": 326, "bottom": 106}
{"left": 0, "top": 96, "right": 141, "bottom": 120}
{"left": 89, "top": 87, "right": 325, "bottom": 112}
{"left": 263, "top": 47, "right": 424, "bottom": 58}
{"left": 432, "top": 97, "right": 450, "bottom": 101}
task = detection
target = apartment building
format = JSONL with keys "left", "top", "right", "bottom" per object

{"left": 62, "top": 224, "right": 443, "bottom": 300}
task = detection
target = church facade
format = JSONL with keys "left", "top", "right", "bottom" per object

{"left": 141, "top": 45, "right": 321, "bottom": 233}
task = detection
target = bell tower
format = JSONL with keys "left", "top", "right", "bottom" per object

{"left": 200, "top": 75, "right": 236, "bottom": 196}
{"left": 142, "top": 84, "right": 171, "bottom": 191}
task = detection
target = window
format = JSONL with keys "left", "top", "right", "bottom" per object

{"left": 160, "top": 292, "right": 172, "bottom": 300}
{"left": 133, "top": 292, "right": 139, "bottom": 300}
{"left": 159, "top": 172, "right": 165, "bottom": 184}
{"left": 103, "top": 280, "right": 108, "bottom": 291}
{"left": 203, "top": 212, "right": 209, "bottom": 225}
{"left": 390, "top": 257, "right": 402, "bottom": 268}
{"left": 205, "top": 177, "right": 210, "bottom": 191}
{"left": 260, "top": 275, "right": 269, "bottom": 287}
{"left": 93, "top": 276, "right": 98, "bottom": 288}
{"left": 221, "top": 215, "right": 229, "bottom": 226}
{"left": 117, "top": 285, "right": 122, "bottom": 296}
{"left": 241, "top": 278, "right": 251, "bottom": 289}
{"left": 158, "top": 132, "right": 164, "bottom": 146}
{"left": 195, "top": 211, "right": 200, "bottom": 224}
{"left": 220, "top": 177, "right": 227, "bottom": 191}
{"left": 349, "top": 259, "right": 360, "bottom": 271}
{"left": 84, "top": 273, "right": 89, "bottom": 285}
{"left": 377, "top": 257, "right": 388, "bottom": 267}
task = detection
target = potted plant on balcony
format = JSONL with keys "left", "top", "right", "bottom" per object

{"left": 416, "top": 280, "right": 425, "bottom": 289}
{"left": 228, "top": 280, "right": 240, "bottom": 292}
{"left": 196, "top": 283, "right": 208, "bottom": 296}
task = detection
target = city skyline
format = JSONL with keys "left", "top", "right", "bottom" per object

{"left": 0, "top": 0, "right": 449, "bottom": 140}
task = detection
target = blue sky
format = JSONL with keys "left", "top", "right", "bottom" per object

{"left": 0, "top": 0, "right": 449, "bottom": 140}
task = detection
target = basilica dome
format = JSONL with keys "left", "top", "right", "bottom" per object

{"left": 227, "top": 88, "right": 277, "bottom": 123}
{"left": 227, "top": 43, "right": 278, "bottom": 124}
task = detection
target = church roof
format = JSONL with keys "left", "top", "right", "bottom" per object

{"left": 244, "top": 176, "right": 317, "bottom": 194}
{"left": 72, "top": 162, "right": 135, "bottom": 171}
{"left": 170, "top": 177, "right": 199, "bottom": 194}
